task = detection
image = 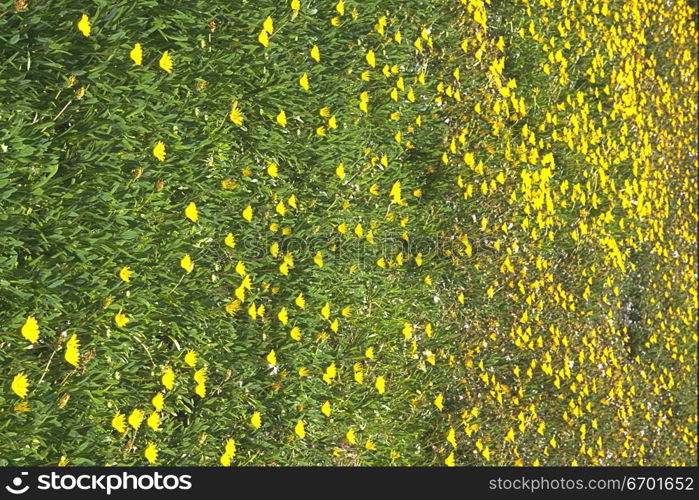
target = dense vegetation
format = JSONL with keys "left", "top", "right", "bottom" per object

{"left": 0, "top": 0, "right": 696, "bottom": 466}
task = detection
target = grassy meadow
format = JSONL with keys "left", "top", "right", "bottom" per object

{"left": 0, "top": 0, "right": 697, "bottom": 466}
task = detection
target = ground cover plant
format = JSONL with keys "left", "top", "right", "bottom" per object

{"left": 0, "top": 0, "right": 697, "bottom": 466}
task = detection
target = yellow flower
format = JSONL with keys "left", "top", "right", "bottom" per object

{"left": 314, "top": 251, "right": 324, "bottom": 268}
{"left": 414, "top": 38, "right": 423, "bottom": 52}
{"left": 77, "top": 14, "right": 91, "bottom": 37}
{"left": 14, "top": 401, "right": 30, "bottom": 413}
{"left": 128, "top": 409, "right": 144, "bottom": 430}
{"left": 193, "top": 367, "right": 207, "bottom": 385}
{"left": 336, "top": 162, "right": 345, "bottom": 180}
{"left": 310, "top": 44, "right": 320, "bottom": 62}
{"left": 415, "top": 253, "right": 423, "bottom": 267}
{"left": 184, "top": 202, "right": 198, "bottom": 223}
{"left": 130, "top": 43, "right": 142, "bottom": 65}
{"left": 220, "top": 438, "right": 236, "bottom": 466}
{"left": 248, "top": 302, "right": 257, "bottom": 319}
{"left": 291, "top": 0, "right": 301, "bottom": 11}
{"left": 276, "top": 109, "right": 287, "bottom": 127}
{"left": 64, "top": 334, "right": 80, "bottom": 367}
{"left": 295, "top": 293, "right": 305, "bottom": 309}
{"left": 147, "top": 411, "right": 160, "bottom": 431}
{"left": 119, "top": 266, "right": 133, "bottom": 282}
{"left": 266, "top": 349, "right": 277, "bottom": 366}
{"left": 298, "top": 366, "right": 309, "bottom": 377}
{"left": 277, "top": 306, "right": 289, "bottom": 326}
{"left": 390, "top": 181, "right": 402, "bottom": 204}
{"left": 365, "top": 439, "right": 376, "bottom": 451}
{"left": 251, "top": 411, "right": 262, "bottom": 429}
{"left": 322, "top": 362, "right": 337, "bottom": 384}
{"left": 184, "top": 350, "right": 197, "bottom": 368}
{"left": 346, "top": 427, "right": 356, "bottom": 444}
{"left": 320, "top": 302, "right": 331, "bottom": 320}
{"left": 195, "top": 382, "right": 206, "bottom": 398}
{"left": 299, "top": 73, "right": 310, "bottom": 91}
{"left": 161, "top": 367, "right": 175, "bottom": 390}
{"left": 224, "top": 233, "right": 236, "bottom": 248}
{"left": 225, "top": 438, "right": 236, "bottom": 457}
{"left": 242, "top": 205, "right": 253, "bottom": 222}
{"left": 225, "top": 300, "right": 241, "bottom": 316}
{"left": 267, "top": 162, "right": 279, "bottom": 178}
{"left": 365, "top": 347, "right": 375, "bottom": 359}
{"left": 434, "top": 393, "right": 444, "bottom": 411}
{"left": 152, "top": 392, "right": 164, "bottom": 412}
{"left": 353, "top": 362, "right": 364, "bottom": 384}
{"left": 159, "top": 51, "right": 173, "bottom": 73}
{"left": 262, "top": 16, "right": 274, "bottom": 34}
{"left": 152, "top": 141, "right": 166, "bottom": 161}
{"left": 284, "top": 252, "right": 294, "bottom": 267}
{"left": 365, "top": 49, "right": 376, "bottom": 67}
{"left": 221, "top": 178, "right": 238, "bottom": 189}
{"left": 114, "top": 309, "right": 129, "bottom": 328}
{"left": 294, "top": 419, "right": 306, "bottom": 439}
{"left": 11, "top": 372, "right": 29, "bottom": 399}
{"left": 229, "top": 101, "right": 244, "bottom": 125}
{"left": 112, "top": 411, "right": 127, "bottom": 435}
{"left": 447, "top": 428, "right": 457, "bottom": 448}
{"left": 180, "top": 254, "right": 194, "bottom": 273}
{"left": 257, "top": 29, "right": 270, "bottom": 47}
{"left": 21, "top": 316, "right": 39, "bottom": 343}
{"left": 144, "top": 442, "right": 158, "bottom": 464}
{"left": 402, "top": 322, "right": 413, "bottom": 340}
{"left": 444, "top": 452, "right": 455, "bottom": 466}
{"left": 289, "top": 326, "right": 302, "bottom": 341}
{"left": 321, "top": 400, "right": 331, "bottom": 417}
{"left": 375, "top": 375, "right": 386, "bottom": 394}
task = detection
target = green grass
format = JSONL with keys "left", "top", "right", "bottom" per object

{"left": 0, "top": 0, "right": 696, "bottom": 466}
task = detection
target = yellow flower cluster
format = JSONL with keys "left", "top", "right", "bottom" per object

{"left": 5, "top": 0, "right": 696, "bottom": 466}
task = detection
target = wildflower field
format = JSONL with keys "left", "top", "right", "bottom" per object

{"left": 0, "top": 0, "right": 697, "bottom": 467}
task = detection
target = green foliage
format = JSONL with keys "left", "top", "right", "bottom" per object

{"left": 0, "top": 0, "right": 696, "bottom": 466}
